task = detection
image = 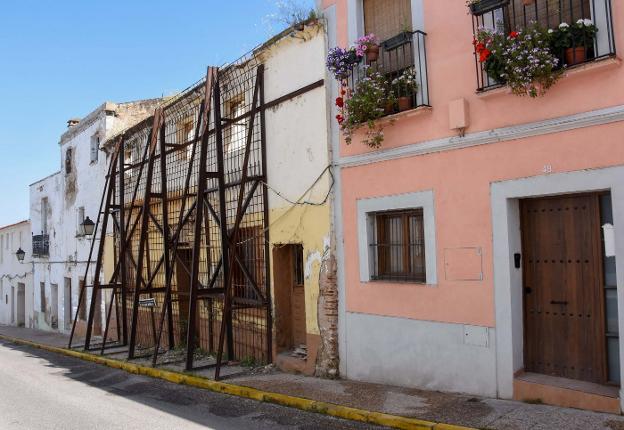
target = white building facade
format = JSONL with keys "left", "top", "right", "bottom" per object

{"left": 0, "top": 220, "right": 33, "bottom": 327}
{"left": 29, "top": 100, "right": 160, "bottom": 334}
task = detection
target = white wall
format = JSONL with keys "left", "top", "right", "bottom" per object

{"left": 263, "top": 25, "right": 331, "bottom": 210}
{"left": 0, "top": 221, "right": 33, "bottom": 327}
{"left": 28, "top": 101, "right": 159, "bottom": 334}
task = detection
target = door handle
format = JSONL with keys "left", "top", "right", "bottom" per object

{"left": 550, "top": 300, "right": 568, "bottom": 305}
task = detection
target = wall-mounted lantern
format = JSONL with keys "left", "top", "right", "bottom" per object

{"left": 15, "top": 248, "right": 25, "bottom": 263}
{"left": 81, "top": 216, "right": 95, "bottom": 237}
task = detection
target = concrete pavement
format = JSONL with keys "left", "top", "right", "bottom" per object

{"left": 3, "top": 325, "right": 624, "bottom": 430}
{"left": 0, "top": 339, "right": 381, "bottom": 430}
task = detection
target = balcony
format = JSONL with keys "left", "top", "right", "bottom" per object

{"left": 472, "top": 0, "right": 616, "bottom": 92}
{"left": 347, "top": 30, "right": 430, "bottom": 115}
{"left": 32, "top": 234, "right": 49, "bottom": 258}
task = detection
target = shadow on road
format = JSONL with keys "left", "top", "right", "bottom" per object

{"left": 0, "top": 339, "right": 376, "bottom": 430}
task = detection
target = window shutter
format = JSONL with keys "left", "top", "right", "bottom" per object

{"left": 363, "top": 0, "right": 412, "bottom": 42}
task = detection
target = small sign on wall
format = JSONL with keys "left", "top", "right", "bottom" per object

{"left": 139, "top": 298, "right": 156, "bottom": 308}
{"left": 444, "top": 247, "right": 483, "bottom": 281}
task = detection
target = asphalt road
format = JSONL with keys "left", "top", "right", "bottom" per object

{"left": 0, "top": 340, "right": 381, "bottom": 430}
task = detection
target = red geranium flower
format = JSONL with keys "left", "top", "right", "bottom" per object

{"left": 509, "top": 31, "right": 519, "bottom": 39}
{"left": 340, "top": 88, "right": 347, "bottom": 96}
{"left": 335, "top": 97, "right": 344, "bottom": 108}
{"left": 336, "top": 114, "right": 344, "bottom": 124}
{"left": 479, "top": 48, "right": 491, "bottom": 63}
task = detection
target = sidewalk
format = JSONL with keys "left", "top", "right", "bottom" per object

{"left": 1, "top": 325, "right": 623, "bottom": 430}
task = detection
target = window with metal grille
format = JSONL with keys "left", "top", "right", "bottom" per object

{"left": 370, "top": 209, "right": 426, "bottom": 282}
{"left": 472, "top": 0, "right": 616, "bottom": 91}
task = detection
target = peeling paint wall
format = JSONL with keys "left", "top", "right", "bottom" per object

{"left": 262, "top": 24, "right": 339, "bottom": 377}
{"left": 29, "top": 100, "right": 161, "bottom": 335}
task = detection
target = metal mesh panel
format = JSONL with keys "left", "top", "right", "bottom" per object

{"left": 74, "top": 54, "right": 271, "bottom": 378}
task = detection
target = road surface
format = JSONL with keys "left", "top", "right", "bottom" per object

{"left": 0, "top": 339, "right": 381, "bottom": 430}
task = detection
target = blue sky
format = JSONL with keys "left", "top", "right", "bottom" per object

{"left": 0, "top": 0, "right": 314, "bottom": 227}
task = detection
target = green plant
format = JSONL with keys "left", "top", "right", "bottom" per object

{"left": 550, "top": 19, "right": 598, "bottom": 57}
{"left": 391, "top": 67, "right": 419, "bottom": 98}
{"left": 240, "top": 355, "right": 258, "bottom": 367}
{"left": 475, "top": 23, "right": 562, "bottom": 97}
{"left": 474, "top": 27, "right": 508, "bottom": 84}
{"left": 273, "top": 0, "right": 318, "bottom": 28}
{"left": 338, "top": 69, "right": 396, "bottom": 148}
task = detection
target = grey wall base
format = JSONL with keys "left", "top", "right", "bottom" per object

{"left": 344, "top": 312, "right": 497, "bottom": 397}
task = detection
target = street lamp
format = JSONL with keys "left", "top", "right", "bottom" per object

{"left": 15, "top": 247, "right": 25, "bottom": 263}
{"left": 81, "top": 216, "right": 95, "bottom": 236}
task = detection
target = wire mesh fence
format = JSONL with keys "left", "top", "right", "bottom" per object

{"left": 76, "top": 51, "right": 271, "bottom": 377}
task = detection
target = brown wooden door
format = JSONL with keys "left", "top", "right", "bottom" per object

{"left": 521, "top": 193, "right": 606, "bottom": 383}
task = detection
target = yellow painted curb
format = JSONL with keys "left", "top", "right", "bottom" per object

{"left": 0, "top": 334, "right": 477, "bottom": 430}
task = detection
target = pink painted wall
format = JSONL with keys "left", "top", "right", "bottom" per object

{"left": 325, "top": 0, "right": 624, "bottom": 327}
{"left": 342, "top": 122, "right": 624, "bottom": 327}
{"left": 327, "top": 0, "right": 624, "bottom": 158}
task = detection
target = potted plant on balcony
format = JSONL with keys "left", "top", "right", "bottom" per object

{"left": 338, "top": 68, "right": 396, "bottom": 148}
{"left": 355, "top": 34, "right": 381, "bottom": 62}
{"left": 392, "top": 67, "right": 419, "bottom": 112}
{"left": 326, "top": 46, "right": 362, "bottom": 81}
{"left": 466, "top": 0, "right": 510, "bottom": 16}
{"left": 475, "top": 23, "right": 561, "bottom": 97}
{"left": 550, "top": 19, "right": 598, "bottom": 66}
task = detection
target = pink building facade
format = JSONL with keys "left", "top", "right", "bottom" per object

{"left": 320, "top": 0, "right": 624, "bottom": 412}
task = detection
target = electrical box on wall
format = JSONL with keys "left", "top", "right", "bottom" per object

{"left": 449, "top": 98, "right": 469, "bottom": 131}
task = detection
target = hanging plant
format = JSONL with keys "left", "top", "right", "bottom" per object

{"left": 326, "top": 46, "right": 362, "bottom": 81}
{"left": 338, "top": 68, "right": 396, "bottom": 148}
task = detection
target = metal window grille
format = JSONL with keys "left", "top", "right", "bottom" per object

{"left": 473, "top": 0, "right": 616, "bottom": 91}
{"left": 370, "top": 209, "right": 426, "bottom": 282}
{"left": 32, "top": 234, "right": 49, "bottom": 257}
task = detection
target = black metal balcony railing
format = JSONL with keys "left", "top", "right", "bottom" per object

{"left": 472, "top": 0, "right": 616, "bottom": 91}
{"left": 347, "top": 30, "right": 430, "bottom": 115}
{"left": 32, "top": 234, "right": 49, "bottom": 258}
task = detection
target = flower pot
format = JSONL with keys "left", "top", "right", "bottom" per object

{"left": 469, "top": 0, "right": 510, "bottom": 15}
{"left": 522, "top": 0, "right": 535, "bottom": 5}
{"left": 565, "top": 46, "right": 587, "bottom": 65}
{"left": 384, "top": 101, "right": 396, "bottom": 115}
{"left": 398, "top": 96, "right": 413, "bottom": 112}
{"left": 366, "top": 45, "right": 380, "bottom": 62}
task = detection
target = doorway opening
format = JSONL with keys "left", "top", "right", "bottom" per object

{"left": 274, "top": 244, "right": 307, "bottom": 361}
{"left": 10, "top": 286, "right": 15, "bottom": 324}
{"left": 51, "top": 283, "right": 59, "bottom": 330}
{"left": 520, "top": 192, "right": 619, "bottom": 386}
{"left": 17, "top": 283, "right": 25, "bottom": 327}
{"left": 64, "top": 278, "right": 72, "bottom": 331}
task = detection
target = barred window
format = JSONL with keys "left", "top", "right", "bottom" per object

{"left": 370, "top": 209, "right": 425, "bottom": 282}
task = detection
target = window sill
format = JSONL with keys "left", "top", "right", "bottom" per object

{"left": 476, "top": 56, "right": 621, "bottom": 99}
{"left": 376, "top": 105, "right": 433, "bottom": 126}
{"left": 364, "top": 279, "right": 433, "bottom": 286}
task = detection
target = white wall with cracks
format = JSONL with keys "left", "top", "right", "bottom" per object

{"left": 29, "top": 100, "right": 160, "bottom": 334}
